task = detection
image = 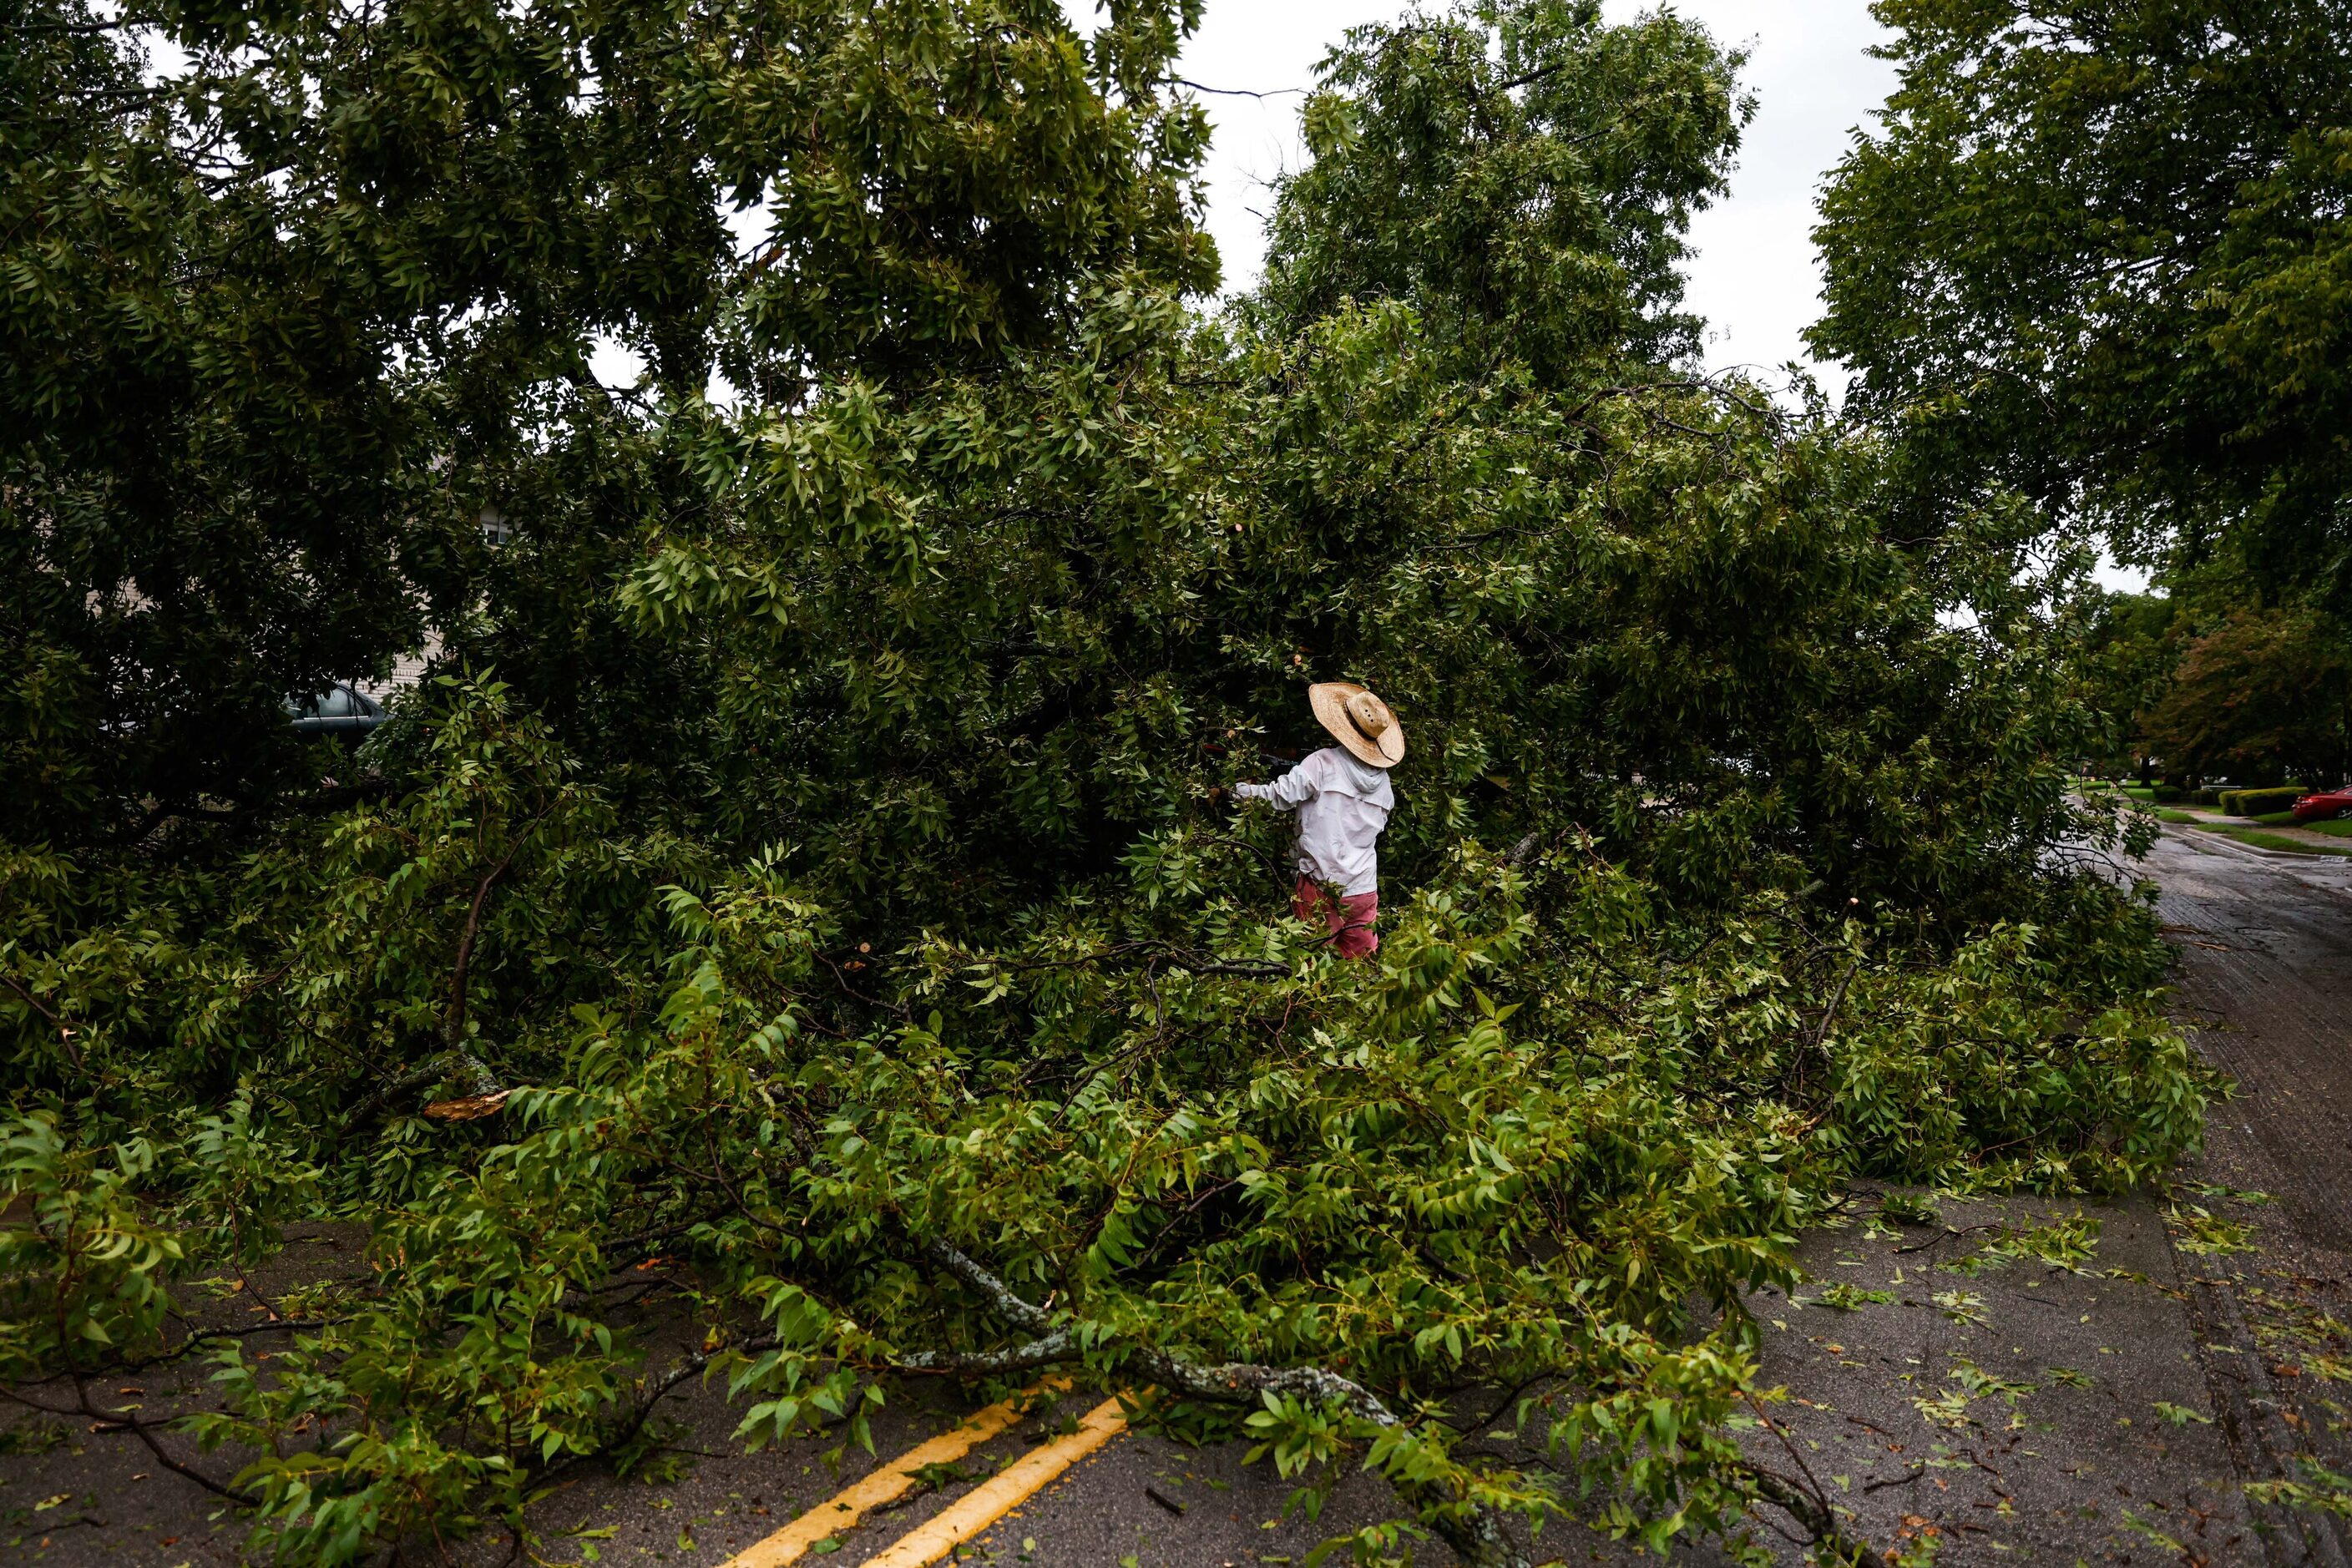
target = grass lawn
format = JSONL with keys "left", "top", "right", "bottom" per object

{"left": 2307, "top": 819, "right": 2352, "bottom": 837}
{"left": 2193, "top": 822, "right": 2352, "bottom": 856}
{"left": 2252, "top": 810, "right": 2301, "bottom": 827}
{"left": 2157, "top": 809, "right": 2203, "bottom": 824}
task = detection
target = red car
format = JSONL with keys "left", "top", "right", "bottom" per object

{"left": 2293, "top": 788, "right": 2352, "bottom": 822}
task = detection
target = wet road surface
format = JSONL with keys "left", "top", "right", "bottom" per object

{"left": 2145, "top": 826, "right": 2352, "bottom": 1252}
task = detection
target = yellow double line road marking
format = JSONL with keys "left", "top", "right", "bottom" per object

{"left": 718, "top": 1383, "right": 1129, "bottom": 1568}
{"left": 857, "top": 1396, "right": 1127, "bottom": 1567}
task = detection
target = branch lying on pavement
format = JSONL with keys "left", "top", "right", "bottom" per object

{"left": 1736, "top": 1387, "right": 1874, "bottom": 1563}
{"left": 1742, "top": 1462, "right": 1871, "bottom": 1563}
{"left": 898, "top": 1328, "right": 1076, "bottom": 1378}
{"left": 910, "top": 1237, "right": 1876, "bottom": 1568}
{"left": 0, "top": 1376, "right": 256, "bottom": 1505}
{"left": 913, "top": 1238, "right": 1521, "bottom": 1565}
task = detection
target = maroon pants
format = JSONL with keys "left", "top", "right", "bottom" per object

{"left": 1293, "top": 876, "right": 1378, "bottom": 959}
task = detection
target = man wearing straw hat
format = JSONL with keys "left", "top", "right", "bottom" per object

{"left": 1233, "top": 682, "right": 1404, "bottom": 959}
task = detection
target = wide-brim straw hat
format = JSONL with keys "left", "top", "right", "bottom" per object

{"left": 1309, "top": 682, "right": 1404, "bottom": 768}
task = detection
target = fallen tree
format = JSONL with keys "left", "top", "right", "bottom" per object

{"left": 1, "top": 695, "right": 2198, "bottom": 1561}
{"left": 2, "top": 1, "right": 2203, "bottom": 1563}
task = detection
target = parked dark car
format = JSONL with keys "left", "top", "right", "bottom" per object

{"left": 2292, "top": 788, "right": 2352, "bottom": 823}
{"left": 290, "top": 682, "right": 385, "bottom": 736}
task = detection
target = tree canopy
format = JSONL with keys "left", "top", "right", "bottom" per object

{"left": 1811, "top": 0, "right": 2352, "bottom": 591}
{"left": 3, "top": 0, "right": 1214, "bottom": 842}
{"left": 1, "top": 3, "right": 2208, "bottom": 1565}
{"left": 1253, "top": 0, "right": 1749, "bottom": 381}
{"left": 2076, "top": 587, "right": 2352, "bottom": 787}
{"left": 2142, "top": 606, "right": 2352, "bottom": 787}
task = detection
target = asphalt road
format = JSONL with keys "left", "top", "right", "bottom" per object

{"left": 2142, "top": 825, "right": 2352, "bottom": 1251}
{"left": 13, "top": 819, "right": 2352, "bottom": 1566}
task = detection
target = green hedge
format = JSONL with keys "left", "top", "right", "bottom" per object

{"left": 2223, "top": 787, "right": 2306, "bottom": 817}
{"left": 2152, "top": 783, "right": 2186, "bottom": 803}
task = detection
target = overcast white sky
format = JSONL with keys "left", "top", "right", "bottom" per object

{"left": 1160, "top": 0, "right": 1898, "bottom": 391}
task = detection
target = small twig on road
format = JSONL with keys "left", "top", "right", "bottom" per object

{"left": 1895, "top": 1222, "right": 2004, "bottom": 1256}
{"left": 0, "top": 1378, "right": 255, "bottom": 1505}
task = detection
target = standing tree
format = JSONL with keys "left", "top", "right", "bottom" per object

{"left": 1252, "top": 0, "right": 1751, "bottom": 382}
{"left": 2142, "top": 607, "right": 2352, "bottom": 787}
{"left": 1809, "top": 1, "right": 2352, "bottom": 591}
{"left": 2073, "top": 589, "right": 2188, "bottom": 779}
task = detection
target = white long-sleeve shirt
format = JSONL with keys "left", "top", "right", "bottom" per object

{"left": 1234, "top": 746, "right": 1396, "bottom": 896}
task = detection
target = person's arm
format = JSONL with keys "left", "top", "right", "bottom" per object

{"left": 1233, "top": 756, "right": 1318, "bottom": 810}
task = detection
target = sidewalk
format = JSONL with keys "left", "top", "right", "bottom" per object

{"left": 2150, "top": 799, "right": 2352, "bottom": 857}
